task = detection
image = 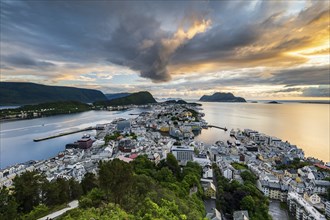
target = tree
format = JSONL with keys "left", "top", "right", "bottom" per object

{"left": 68, "top": 178, "right": 82, "bottom": 200}
{"left": 166, "top": 153, "right": 181, "bottom": 178}
{"left": 99, "top": 159, "right": 133, "bottom": 205}
{"left": 13, "top": 171, "right": 47, "bottom": 213}
{"left": 240, "top": 195, "right": 255, "bottom": 213}
{"left": 0, "top": 187, "right": 18, "bottom": 220}
{"left": 240, "top": 171, "right": 257, "bottom": 184}
{"left": 81, "top": 173, "right": 98, "bottom": 195}
{"left": 155, "top": 167, "right": 176, "bottom": 183}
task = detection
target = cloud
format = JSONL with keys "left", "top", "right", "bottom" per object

{"left": 302, "top": 86, "right": 330, "bottom": 97}
{"left": 0, "top": 0, "right": 329, "bottom": 99}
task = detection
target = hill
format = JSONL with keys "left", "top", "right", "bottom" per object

{"left": 105, "top": 93, "right": 131, "bottom": 100}
{"left": 95, "top": 91, "right": 157, "bottom": 106}
{"left": 199, "top": 92, "right": 246, "bottom": 102}
{"left": 0, "top": 82, "right": 107, "bottom": 105}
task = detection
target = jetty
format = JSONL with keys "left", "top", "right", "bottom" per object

{"left": 33, "top": 126, "right": 95, "bottom": 142}
{"left": 208, "top": 125, "right": 227, "bottom": 131}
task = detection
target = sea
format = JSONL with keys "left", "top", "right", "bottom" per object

{"left": 0, "top": 102, "right": 329, "bottom": 169}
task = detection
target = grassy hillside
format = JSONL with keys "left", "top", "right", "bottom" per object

{"left": 0, "top": 82, "right": 107, "bottom": 105}
{"left": 95, "top": 91, "right": 157, "bottom": 106}
{"left": 105, "top": 93, "right": 131, "bottom": 100}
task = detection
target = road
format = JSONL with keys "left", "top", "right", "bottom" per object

{"left": 38, "top": 200, "right": 78, "bottom": 220}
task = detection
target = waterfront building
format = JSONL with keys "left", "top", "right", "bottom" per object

{"left": 287, "top": 191, "right": 326, "bottom": 220}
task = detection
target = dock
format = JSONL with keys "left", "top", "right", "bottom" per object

{"left": 33, "top": 126, "right": 95, "bottom": 142}
{"left": 208, "top": 125, "right": 227, "bottom": 131}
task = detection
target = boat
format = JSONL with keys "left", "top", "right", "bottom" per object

{"left": 230, "top": 129, "right": 235, "bottom": 136}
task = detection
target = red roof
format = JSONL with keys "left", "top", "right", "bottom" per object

{"left": 129, "top": 154, "right": 138, "bottom": 159}
{"left": 314, "top": 164, "right": 330, "bottom": 170}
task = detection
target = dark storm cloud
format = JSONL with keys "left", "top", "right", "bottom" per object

{"left": 2, "top": 54, "right": 56, "bottom": 69}
{"left": 0, "top": 0, "right": 329, "bottom": 85}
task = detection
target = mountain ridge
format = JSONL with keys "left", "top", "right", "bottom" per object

{"left": 0, "top": 82, "right": 107, "bottom": 105}
{"left": 95, "top": 91, "right": 157, "bottom": 106}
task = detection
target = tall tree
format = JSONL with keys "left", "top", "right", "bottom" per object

{"left": 0, "top": 187, "right": 18, "bottom": 220}
{"left": 81, "top": 173, "right": 98, "bottom": 195}
{"left": 13, "top": 171, "right": 46, "bottom": 213}
{"left": 99, "top": 159, "right": 133, "bottom": 205}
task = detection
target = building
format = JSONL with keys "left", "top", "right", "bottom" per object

{"left": 325, "top": 201, "right": 330, "bottom": 218}
{"left": 118, "top": 138, "right": 135, "bottom": 152}
{"left": 117, "top": 120, "right": 131, "bottom": 132}
{"left": 206, "top": 208, "right": 222, "bottom": 220}
{"left": 204, "top": 182, "right": 216, "bottom": 199}
{"left": 233, "top": 210, "right": 249, "bottom": 220}
{"left": 76, "top": 138, "right": 93, "bottom": 149}
{"left": 171, "top": 146, "right": 194, "bottom": 163}
{"left": 287, "top": 192, "right": 326, "bottom": 220}
{"left": 303, "top": 192, "right": 321, "bottom": 205}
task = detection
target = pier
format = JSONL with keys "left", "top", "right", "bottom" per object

{"left": 33, "top": 126, "right": 95, "bottom": 142}
{"left": 208, "top": 125, "right": 227, "bottom": 131}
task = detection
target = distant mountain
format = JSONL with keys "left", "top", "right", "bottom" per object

{"left": 105, "top": 93, "right": 131, "bottom": 100}
{"left": 199, "top": 92, "right": 246, "bottom": 102}
{"left": 95, "top": 91, "right": 157, "bottom": 106}
{"left": 0, "top": 82, "right": 107, "bottom": 105}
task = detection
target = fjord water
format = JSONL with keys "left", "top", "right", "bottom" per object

{"left": 0, "top": 102, "right": 329, "bottom": 169}
{"left": 0, "top": 110, "right": 146, "bottom": 169}
{"left": 195, "top": 102, "right": 330, "bottom": 162}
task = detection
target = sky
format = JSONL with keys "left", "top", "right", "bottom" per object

{"left": 0, "top": 0, "right": 329, "bottom": 100}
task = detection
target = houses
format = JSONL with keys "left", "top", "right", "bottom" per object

{"left": 303, "top": 192, "right": 321, "bottom": 205}
{"left": 206, "top": 208, "right": 222, "bottom": 220}
{"left": 203, "top": 182, "right": 216, "bottom": 199}
{"left": 287, "top": 192, "right": 326, "bottom": 220}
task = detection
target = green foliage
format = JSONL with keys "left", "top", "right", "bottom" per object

{"left": 276, "top": 158, "right": 311, "bottom": 170}
{"left": 1, "top": 101, "right": 92, "bottom": 118}
{"left": 81, "top": 173, "right": 98, "bottom": 195}
{"left": 98, "top": 159, "right": 134, "bottom": 205}
{"left": 213, "top": 163, "right": 271, "bottom": 220}
{"left": 165, "top": 153, "right": 181, "bottom": 178}
{"left": 240, "top": 171, "right": 257, "bottom": 184}
{"left": 104, "top": 132, "right": 121, "bottom": 143}
{"left": 59, "top": 203, "right": 133, "bottom": 220}
{"left": 20, "top": 204, "right": 49, "bottom": 220}
{"left": 0, "top": 187, "right": 18, "bottom": 220}
{"left": 231, "top": 162, "right": 248, "bottom": 170}
{"left": 79, "top": 188, "right": 106, "bottom": 209}
{"left": 13, "top": 171, "right": 47, "bottom": 213}
{"left": 4, "top": 152, "right": 206, "bottom": 220}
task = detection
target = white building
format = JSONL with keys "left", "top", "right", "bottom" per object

{"left": 287, "top": 192, "right": 326, "bottom": 220}
{"left": 171, "top": 146, "right": 194, "bottom": 163}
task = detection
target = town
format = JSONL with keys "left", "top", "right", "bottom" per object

{"left": 1, "top": 102, "right": 330, "bottom": 220}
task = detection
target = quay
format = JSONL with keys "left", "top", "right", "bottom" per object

{"left": 33, "top": 126, "right": 95, "bottom": 142}
{"left": 208, "top": 125, "right": 227, "bottom": 131}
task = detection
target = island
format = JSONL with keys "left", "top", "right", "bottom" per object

{"left": 267, "top": 101, "right": 282, "bottom": 104}
{"left": 199, "top": 92, "right": 246, "bottom": 102}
